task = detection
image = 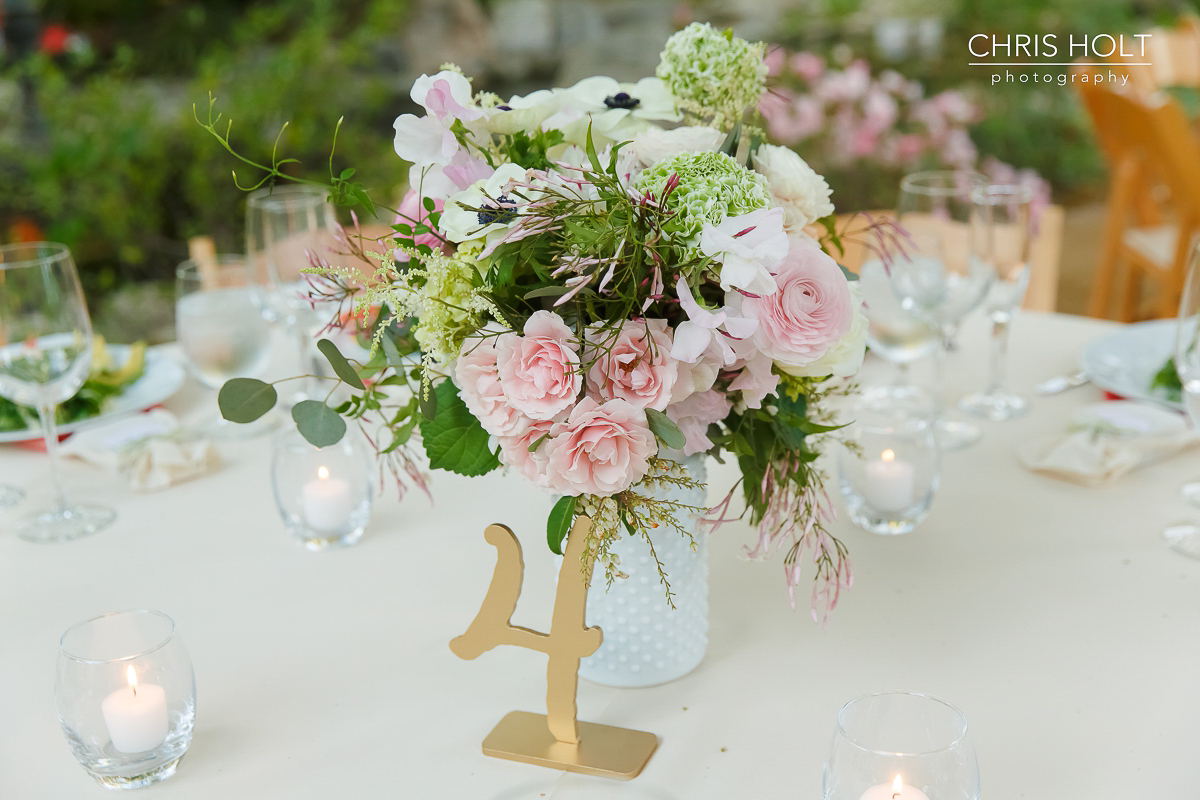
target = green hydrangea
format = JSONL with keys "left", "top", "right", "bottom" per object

{"left": 634, "top": 150, "right": 771, "bottom": 249}
{"left": 656, "top": 23, "right": 768, "bottom": 129}
{"left": 413, "top": 254, "right": 488, "bottom": 363}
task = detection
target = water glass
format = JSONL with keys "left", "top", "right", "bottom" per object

{"left": 0, "top": 242, "right": 115, "bottom": 541}
{"left": 824, "top": 691, "right": 980, "bottom": 800}
{"left": 56, "top": 610, "right": 196, "bottom": 789}
{"left": 838, "top": 386, "right": 938, "bottom": 535}
{"left": 272, "top": 427, "right": 373, "bottom": 550}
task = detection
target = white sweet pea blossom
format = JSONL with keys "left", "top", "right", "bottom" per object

{"left": 440, "top": 163, "right": 530, "bottom": 246}
{"left": 393, "top": 70, "right": 485, "bottom": 170}
{"left": 699, "top": 206, "right": 789, "bottom": 296}
{"left": 411, "top": 70, "right": 483, "bottom": 122}
{"left": 669, "top": 276, "right": 757, "bottom": 367}
{"left": 393, "top": 114, "right": 459, "bottom": 167}
{"left": 751, "top": 144, "right": 835, "bottom": 234}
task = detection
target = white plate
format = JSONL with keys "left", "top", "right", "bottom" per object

{"left": 0, "top": 346, "right": 186, "bottom": 444}
{"left": 1080, "top": 319, "right": 1183, "bottom": 411}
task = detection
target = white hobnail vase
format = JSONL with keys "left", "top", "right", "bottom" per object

{"left": 578, "top": 453, "right": 708, "bottom": 688}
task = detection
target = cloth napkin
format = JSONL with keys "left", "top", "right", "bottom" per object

{"left": 60, "top": 410, "right": 220, "bottom": 491}
{"left": 1018, "top": 401, "right": 1197, "bottom": 487}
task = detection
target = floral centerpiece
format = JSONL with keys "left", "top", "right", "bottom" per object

{"left": 214, "top": 24, "right": 873, "bottom": 620}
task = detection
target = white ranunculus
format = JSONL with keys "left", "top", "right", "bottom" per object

{"left": 440, "top": 163, "right": 530, "bottom": 245}
{"left": 779, "top": 281, "right": 867, "bottom": 379}
{"left": 630, "top": 125, "right": 725, "bottom": 167}
{"left": 751, "top": 144, "right": 835, "bottom": 234}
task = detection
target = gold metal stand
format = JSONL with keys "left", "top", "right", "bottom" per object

{"left": 450, "top": 516, "right": 659, "bottom": 780}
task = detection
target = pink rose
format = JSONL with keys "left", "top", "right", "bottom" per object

{"left": 395, "top": 190, "right": 450, "bottom": 262}
{"left": 666, "top": 389, "right": 731, "bottom": 456}
{"left": 497, "top": 415, "right": 558, "bottom": 489}
{"left": 585, "top": 319, "right": 678, "bottom": 411}
{"left": 495, "top": 311, "right": 582, "bottom": 420}
{"left": 729, "top": 237, "right": 853, "bottom": 370}
{"left": 544, "top": 398, "right": 656, "bottom": 496}
{"left": 454, "top": 337, "right": 526, "bottom": 437}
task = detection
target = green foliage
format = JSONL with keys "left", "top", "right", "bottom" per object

{"left": 1151, "top": 357, "right": 1183, "bottom": 403}
{"left": 316, "top": 338, "right": 366, "bottom": 391}
{"left": 218, "top": 377, "right": 278, "bottom": 423}
{"left": 417, "top": 380, "right": 501, "bottom": 476}
{"left": 546, "top": 495, "right": 577, "bottom": 556}
{"left": 645, "top": 408, "right": 686, "bottom": 451}
{"left": 292, "top": 399, "right": 347, "bottom": 447}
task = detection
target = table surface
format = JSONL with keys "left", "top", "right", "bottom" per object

{"left": 1, "top": 310, "right": 1197, "bottom": 799}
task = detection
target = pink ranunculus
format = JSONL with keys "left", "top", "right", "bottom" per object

{"left": 585, "top": 319, "right": 678, "bottom": 411}
{"left": 395, "top": 190, "right": 450, "bottom": 262}
{"left": 454, "top": 337, "right": 527, "bottom": 437}
{"left": 497, "top": 415, "right": 559, "bottom": 488}
{"left": 729, "top": 237, "right": 853, "bottom": 371}
{"left": 495, "top": 311, "right": 582, "bottom": 420}
{"left": 666, "top": 389, "right": 732, "bottom": 456}
{"left": 544, "top": 398, "right": 657, "bottom": 496}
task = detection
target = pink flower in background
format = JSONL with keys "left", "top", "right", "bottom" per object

{"left": 455, "top": 338, "right": 526, "bottom": 437}
{"left": 666, "top": 389, "right": 732, "bottom": 455}
{"left": 730, "top": 237, "right": 852, "bottom": 370}
{"left": 941, "top": 129, "right": 978, "bottom": 169}
{"left": 394, "top": 190, "right": 450, "bottom": 262}
{"left": 544, "top": 398, "right": 656, "bottom": 496}
{"left": 586, "top": 319, "right": 678, "bottom": 411}
{"left": 790, "top": 51, "right": 825, "bottom": 82}
{"left": 764, "top": 46, "right": 786, "bottom": 77}
{"left": 497, "top": 415, "right": 558, "bottom": 488}
{"left": 495, "top": 311, "right": 582, "bottom": 420}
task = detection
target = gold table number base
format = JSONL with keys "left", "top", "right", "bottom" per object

{"left": 451, "top": 517, "right": 659, "bottom": 781}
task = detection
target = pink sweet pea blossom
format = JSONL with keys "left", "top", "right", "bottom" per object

{"left": 411, "top": 70, "right": 483, "bottom": 123}
{"left": 495, "top": 311, "right": 582, "bottom": 420}
{"left": 729, "top": 237, "right": 853, "bottom": 371}
{"left": 670, "top": 276, "right": 757, "bottom": 367}
{"left": 665, "top": 389, "right": 732, "bottom": 455}
{"left": 586, "top": 319, "right": 679, "bottom": 411}
{"left": 544, "top": 398, "right": 656, "bottom": 496}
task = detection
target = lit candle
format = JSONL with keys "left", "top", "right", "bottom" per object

{"left": 301, "top": 466, "right": 354, "bottom": 532}
{"left": 859, "top": 774, "right": 931, "bottom": 800}
{"left": 101, "top": 665, "right": 168, "bottom": 753}
{"left": 864, "top": 448, "right": 916, "bottom": 512}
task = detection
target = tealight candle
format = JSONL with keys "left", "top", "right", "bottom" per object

{"left": 864, "top": 448, "right": 916, "bottom": 512}
{"left": 859, "top": 774, "right": 931, "bottom": 800}
{"left": 301, "top": 465, "right": 354, "bottom": 532}
{"left": 101, "top": 665, "right": 168, "bottom": 753}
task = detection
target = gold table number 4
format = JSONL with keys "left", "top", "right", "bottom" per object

{"left": 450, "top": 516, "right": 659, "bottom": 780}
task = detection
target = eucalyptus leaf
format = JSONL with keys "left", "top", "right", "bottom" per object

{"left": 291, "top": 400, "right": 347, "bottom": 447}
{"left": 317, "top": 339, "right": 366, "bottom": 390}
{"left": 645, "top": 408, "right": 686, "bottom": 451}
{"left": 218, "top": 378, "right": 277, "bottom": 423}
{"left": 546, "top": 495, "right": 576, "bottom": 556}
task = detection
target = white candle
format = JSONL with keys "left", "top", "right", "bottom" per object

{"left": 859, "top": 774, "right": 931, "bottom": 800}
{"left": 101, "top": 665, "right": 168, "bottom": 753}
{"left": 864, "top": 448, "right": 916, "bottom": 512}
{"left": 302, "top": 466, "right": 354, "bottom": 532}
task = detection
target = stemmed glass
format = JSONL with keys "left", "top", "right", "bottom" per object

{"left": 889, "top": 170, "right": 993, "bottom": 450}
{"left": 0, "top": 242, "right": 115, "bottom": 541}
{"left": 960, "top": 184, "right": 1034, "bottom": 420}
{"left": 1163, "top": 241, "right": 1200, "bottom": 557}
{"left": 175, "top": 255, "right": 274, "bottom": 437}
{"left": 860, "top": 259, "right": 939, "bottom": 392}
{"left": 246, "top": 185, "right": 339, "bottom": 403}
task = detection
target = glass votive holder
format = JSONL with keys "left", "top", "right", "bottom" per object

{"left": 824, "top": 691, "right": 980, "bottom": 800}
{"left": 838, "top": 386, "right": 939, "bottom": 535}
{"left": 56, "top": 610, "right": 196, "bottom": 789}
{"left": 272, "top": 427, "right": 373, "bottom": 550}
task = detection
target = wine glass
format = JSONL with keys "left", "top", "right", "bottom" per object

{"left": 175, "top": 255, "right": 274, "bottom": 437}
{"left": 1163, "top": 241, "right": 1200, "bottom": 557}
{"left": 889, "top": 170, "right": 993, "bottom": 450}
{"left": 246, "top": 185, "right": 339, "bottom": 403}
{"left": 960, "top": 184, "right": 1034, "bottom": 421}
{"left": 860, "top": 259, "right": 939, "bottom": 392}
{"left": 0, "top": 242, "right": 115, "bottom": 542}
{"left": 824, "top": 691, "right": 980, "bottom": 800}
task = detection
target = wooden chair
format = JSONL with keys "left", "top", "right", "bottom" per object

{"left": 832, "top": 206, "right": 1063, "bottom": 312}
{"left": 1075, "top": 79, "right": 1200, "bottom": 320}
{"left": 1110, "top": 16, "right": 1200, "bottom": 95}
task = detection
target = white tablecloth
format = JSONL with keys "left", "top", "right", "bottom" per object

{"left": 1, "top": 311, "right": 1197, "bottom": 798}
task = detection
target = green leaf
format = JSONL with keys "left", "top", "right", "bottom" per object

{"left": 584, "top": 123, "right": 602, "bottom": 173}
{"left": 218, "top": 378, "right": 277, "bottom": 423}
{"left": 719, "top": 120, "right": 742, "bottom": 157}
{"left": 381, "top": 332, "right": 406, "bottom": 369}
{"left": 524, "top": 285, "right": 571, "bottom": 300}
{"left": 645, "top": 408, "right": 686, "bottom": 451}
{"left": 418, "top": 381, "right": 501, "bottom": 476}
{"left": 839, "top": 264, "right": 859, "bottom": 281}
{"left": 546, "top": 495, "right": 577, "bottom": 555}
{"left": 316, "top": 339, "right": 366, "bottom": 390}
{"left": 291, "top": 400, "right": 347, "bottom": 447}
{"left": 340, "top": 167, "right": 356, "bottom": 180}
